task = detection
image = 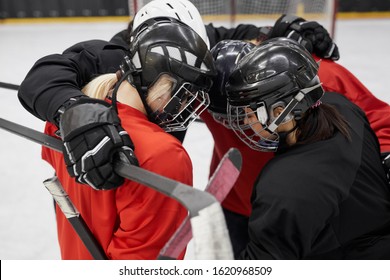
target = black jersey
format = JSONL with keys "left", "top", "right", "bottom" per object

{"left": 240, "top": 92, "right": 390, "bottom": 259}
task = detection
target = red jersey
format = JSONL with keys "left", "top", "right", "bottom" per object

{"left": 316, "top": 56, "right": 390, "bottom": 153}
{"left": 42, "top": 103, "right": 192, "bottom": 260}
{"left": 202, "top": 110, "right": 274, "bottom": 217}
{"left": 202, "top": 58, "right": 390, "bottom": 217}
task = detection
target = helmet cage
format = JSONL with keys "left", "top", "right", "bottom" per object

{"left": 151, "top": 81, "right": 210, "bottom": 132}
{"left": 228, "top": 101, "right": 280, "bottom": 152}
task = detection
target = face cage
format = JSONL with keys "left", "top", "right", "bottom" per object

{"left": 227, "top": 103, "right": 280, "bottom": 152}
{"left": 153, "top": 82, "right": 210, "bottom": 132}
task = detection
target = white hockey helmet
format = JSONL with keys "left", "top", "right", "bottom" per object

{"left": 132, "top": 0, "right": 210, "bottom": 49}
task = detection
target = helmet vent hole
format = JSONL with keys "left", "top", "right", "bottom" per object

{"left": 167, "top": 46, "right": 182, "bottom": 61}
{"left": 174, "top": 12, "right": 181, "bottom": 21}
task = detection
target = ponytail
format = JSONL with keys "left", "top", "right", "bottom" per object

{"left": 295, "top": 103, "right": 351, "bottom": 145}
{"left": 82, "top": 73, "right": 118, "bottom": 100}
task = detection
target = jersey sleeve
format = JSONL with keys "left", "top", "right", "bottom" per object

{"left": 107, "top": 142, "right": 193, "bottom": 260}
{"left": 109, "top": 29, "right": 130, "bottom": 47}
{"left": 317, "top": 58, "right": 390, "bottom": 153}
{"left": 18, "top": 40, "right": 127, "bottom": 124}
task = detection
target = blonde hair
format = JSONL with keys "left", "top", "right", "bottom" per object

{"left": 81, "top": 73, "right": 175, "bottom": 110}
{"left": 146, "top": 74, "right": 175, "bottom": 105}
{"left": 82, "top": 73, "right": 118, "bottom": 100}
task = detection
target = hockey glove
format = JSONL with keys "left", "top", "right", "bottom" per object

{"left": 58, "top": 98, "right": 139, "bottom": 190}
{"left": 257, "top": 26, "right": 273, "bottom": 43}
{"left": 270, "top": 14, "right": 340, "bottom": 60}
{"left": 382, "top": 153, "right": 390, "bottom": 185}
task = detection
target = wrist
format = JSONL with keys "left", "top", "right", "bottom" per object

{"left": 270, "top": 14, "right": 304, "bottom": 38}
{"left": 54, "top": 96, "right": 86, "bottom": 127}
{"left": 257, "top": 26, "right": 272, "bottom": 43}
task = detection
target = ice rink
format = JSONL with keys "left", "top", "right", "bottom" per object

{"left": 0, "top": 18, "right": 389, "bottom": 260}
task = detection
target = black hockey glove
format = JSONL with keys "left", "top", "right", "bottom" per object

{"left": 257, "top": 26, "right": 273, "bottom": 43}
{"left": 270, "top": 14, "right": 340, "bottom": 60}
{"left": 58, "top": 98, "right": 139, "bottom": 190}
{"left": 382, "top": 153, "right": 390, "bottom": 185}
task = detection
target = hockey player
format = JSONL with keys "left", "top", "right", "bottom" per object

{"left": 226, "top": 38, "right": 390, "bottom": 259}
{"left": 206, "top": 35, "right": 390, "bottom": 257}
{"left": 42, "top": 17, "right": 216, "bottom": 259}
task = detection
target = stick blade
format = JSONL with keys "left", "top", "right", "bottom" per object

{"left": 157, "top": 148, "right": 242, "bottom": 259}
{"left": 191, "top": 202, "right": 233, "bottom": 259}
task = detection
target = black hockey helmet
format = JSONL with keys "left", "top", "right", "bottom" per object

{"left": 208, "top": 40, "right": 255, "bottom": 127}
{"left": 120, "top": 17, "right": 216, "bottom": 131}
{"left": 227, "top": 37, "right": 323, "bottom": 112}
{"left": 226, "top": 37, "right": 324, "bottom": 151}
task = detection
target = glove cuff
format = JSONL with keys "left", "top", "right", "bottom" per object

{"left": 270, "top": 14, "right": 304, "bottom": 38}
{"left": 258, "top": 26, "right": 273, "bottom": 43}
{"left": 53, "top": 96, "right": 86, "bottom": 127}
{"left": 60, "top": 99, "right": 120, "bottom": 141}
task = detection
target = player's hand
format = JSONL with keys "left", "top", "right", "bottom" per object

{"left": 270, "top": 14, "right": 340, "bottom": 60}
{"left": 58, "top": 98, "right": 139, "bottom": 190}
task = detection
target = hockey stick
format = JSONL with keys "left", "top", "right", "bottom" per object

{"left": 158, "top": 147, "right": 242, "bottom": 259}
{"left": 43, "top": 176, "right": 108, "bottom": 260}
{"left": 0, "top": 81, "right": 19, "bottom": 91}
{"left": 0, "top": 117, "right": 234, "bottom": 259}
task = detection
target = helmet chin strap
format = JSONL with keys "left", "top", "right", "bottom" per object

{"left": 266, "top": 83, "right": 323, "bottom": 133}
{"left": 111, "top": 69, "right": 133, "bottom": 113}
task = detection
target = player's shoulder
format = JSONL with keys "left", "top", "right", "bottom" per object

{"left": 140, "top": 131, "right": 193, "bottom": 184}
{"left": 63, "top": 39, "right": 127, "bottom": 54}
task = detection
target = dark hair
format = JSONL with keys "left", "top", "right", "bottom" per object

{"left": 295, "top": 103, "right": 351, "bottom": 145}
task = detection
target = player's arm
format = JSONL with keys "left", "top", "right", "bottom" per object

{"left": 18, "top": 40, "right": 139, "bottom": 190}
{"left": 205, "top": 15, "right": 339, "bottom": 60}
{"left": 268, "top": 14, "right": 339, "bottom": 60}
{"left": 18, "top": 39, "right": 126, "bottom": 124}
